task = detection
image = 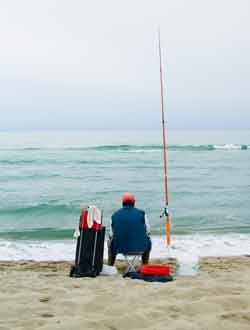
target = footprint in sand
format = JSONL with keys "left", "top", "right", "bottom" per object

{"left": 39, "top": 296, "right": 51, "bottom": 303}
{"left": 220, "top": 312, "right": 250, "bottom": 323}
{"left": 40, "top": 313, "right": 54, "bottom": 318}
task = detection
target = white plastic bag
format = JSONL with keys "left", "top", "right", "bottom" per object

{"left": 100, "top": 264, "right": 118, "bottom": 276}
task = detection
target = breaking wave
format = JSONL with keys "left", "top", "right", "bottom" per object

{"left": 0, "top": 144, "right": 249, "bottom": 153}
{"left": 0, "top": 234, "right": 250, "bottom": 263}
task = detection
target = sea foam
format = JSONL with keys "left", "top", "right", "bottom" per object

{"left": 1, "top": 234, "right": 250, "bottom": 262}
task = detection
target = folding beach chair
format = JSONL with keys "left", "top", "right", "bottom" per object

{"left": 123, "top": 251, "right": 144, "bottom": 274}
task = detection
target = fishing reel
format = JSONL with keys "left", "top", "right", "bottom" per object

{"left": 160, "top": 207, "right": 168, "bottom": 218}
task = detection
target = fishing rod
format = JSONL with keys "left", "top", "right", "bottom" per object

{"left": 158, "top": 30, "right": 171, "bottom": 249}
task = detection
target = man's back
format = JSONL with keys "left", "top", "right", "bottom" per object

{"left": 111, "top": 206, "right": 149, "bottom": 254}
{"left": 108, "top": 193, "right": 151, "bottom": 266}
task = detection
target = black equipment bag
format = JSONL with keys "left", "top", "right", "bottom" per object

{"left": 70, "top": 226, "right": 106, "bottom": 278}
{"left": 123, "top": 271, "right": 173, "bottom": 282}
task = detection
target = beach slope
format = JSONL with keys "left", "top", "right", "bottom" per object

{"left": 0, "top": 256, "right": 250, "bottom": 330}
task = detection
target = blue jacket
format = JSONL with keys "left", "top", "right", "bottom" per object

{"left": 110, "top": 206, "right": 151, "bottom": 255}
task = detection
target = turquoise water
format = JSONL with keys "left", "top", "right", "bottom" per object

{"left": 0, "top": 129, "right": 249, "bottom": 238}
{"left": 0, "top": 129, "right": 250, "bottom": 261}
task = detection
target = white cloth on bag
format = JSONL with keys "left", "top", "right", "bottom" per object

{"left": 87, "top": 205, "right": 102, "bottom": 228}
{"left": 73, "top": 205, "right": 102, "bottom": 237}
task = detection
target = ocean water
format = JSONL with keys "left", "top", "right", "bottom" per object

{"left": 0, "top": 129, "right": 250, "bottom": 263}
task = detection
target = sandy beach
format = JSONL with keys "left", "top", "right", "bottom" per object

{"left": 0, "top": 256, "right": 250, "bottom": 330}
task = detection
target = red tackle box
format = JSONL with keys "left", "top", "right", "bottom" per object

{"left": 140, "top": 264, "right": 170, "bottom": 276}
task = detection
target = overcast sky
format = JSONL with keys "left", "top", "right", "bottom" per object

{"left": 0, "top": 0, "right": 250, "bottom": 130}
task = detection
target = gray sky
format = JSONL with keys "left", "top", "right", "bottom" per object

{"left": 1, "top": 0, "right": 250, "bottom": 129}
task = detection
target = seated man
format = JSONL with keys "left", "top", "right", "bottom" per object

{"left": 108, "top": 193, "right": 151, "bottom": 266}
